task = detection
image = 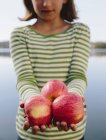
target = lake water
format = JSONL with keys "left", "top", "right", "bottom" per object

{"left": 0, "top": 49, "right": 106, "bottom": 140}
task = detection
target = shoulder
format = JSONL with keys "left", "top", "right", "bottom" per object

{"left": 74, "top": 22, "right": 90, "bottom": 33}
{"left": 10, "top": 26, "right": 30, "bottom": 44}
{"left": 10, "top": 26, "right": 29, "bottom": 38}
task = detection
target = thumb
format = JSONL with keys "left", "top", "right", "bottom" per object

{"left": 20, "top": 101, "right": 25, "bottom": 108}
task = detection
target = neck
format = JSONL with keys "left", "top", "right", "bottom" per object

{"left": 35, "top": 18, "right": 65, "bottom": 30}
{"left": 32, "top": 18, "right": 71, "bottom": 35}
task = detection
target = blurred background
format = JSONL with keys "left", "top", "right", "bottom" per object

{"left": 0, "top": 0, "right": 106, "bottom": 140}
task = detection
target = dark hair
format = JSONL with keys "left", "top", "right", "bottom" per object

{"left": 20, "top": 0, "right": 78, "bottom": 22}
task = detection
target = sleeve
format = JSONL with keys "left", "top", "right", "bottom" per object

{"left": 9, "top": 27, "right": 40, "bottom": 102}
{"left": 65, "top": 23, "right": 91, "bottom": 96}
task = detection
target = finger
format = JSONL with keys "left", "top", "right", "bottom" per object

{"left": 70, "top": 124, "right": 77, "bottom": 131}
{"left": 20, "top": 101, "right": 24, "bottom": 108}
{"left": 32, "top": 125, "right": 40, "bottom": 134}
{"left": 61, "top": 121, "right": 69, "bottom": 131}
{"left": 40, "top": 125, "right": 46, "bottom": 132}
{"left": 24, "top": 116, "right": 28, "bottom": 120}
{"left": 82, "top": 114, "right": 87, "bottom": 121}
{"left": 56, "top": 121, "right": 62, "bottom": 131}
{"left": 23, "top": 121, "right": 30, "bottom": 130}
{"left": 82, "top": 96, "right": 85, "bottom": 102}
{"left": 84, "top": 105, "right": 87, "bottom": 108}
{"left": 48, "top": 124, "right": 52, "bottom": 129}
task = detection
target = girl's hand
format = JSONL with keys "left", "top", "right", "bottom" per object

{"left": 56, "top": 121, "right": 77, "bottom": 131}
{"left": 53, "top": 119, "right": 77, "bottom": 132}
{"left": 52, "top": 96, "right": 86, "bottom": 132}
{"left": 20, "top": 101, "right": 52, "bottom": 134}
{"left": 23, "top": 116, "right": 52, "bottom": 134}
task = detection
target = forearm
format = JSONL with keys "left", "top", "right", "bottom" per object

{"left": 17, "top": 79, "right": 40, "bottom": 102}
{"left": 65, "top": 71, "right": 87, "bottom": 96}
{"left": 66, "top": 23, "right": 90, "bottom": 97}
{"left": 10, "top": 27, "right": 40, "bottom": 102}
{"left": 66, "top": 79, "right": 87, "bottom": 96}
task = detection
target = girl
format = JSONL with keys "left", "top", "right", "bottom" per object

{"left": 10, "top": 0, "right": 90, "bottom": 140}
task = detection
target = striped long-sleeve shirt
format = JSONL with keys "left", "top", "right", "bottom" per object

{"left": 10, "top": 22, "right": 90, "bottom": 140}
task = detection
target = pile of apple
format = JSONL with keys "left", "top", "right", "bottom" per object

{"left": 23, "top": 80, "right": 85, "bottom": 131}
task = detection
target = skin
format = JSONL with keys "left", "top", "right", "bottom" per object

{"left": 31, "top": 0, "right": 72, "bottom": 35}
{"left": 20, "top": 0, "right": 85, "bottom": 134}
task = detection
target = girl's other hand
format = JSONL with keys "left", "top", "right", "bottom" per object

{"left": 53, "top": 120, "right": 77, "bottom": 131}
{"left": 53, "top": 96, "right": 86, "bottom": 132}
{"left": 19, "top": 101, "right": 52, "bottom": 134}
{"left": 23, "top": 116, "right": 52, "bottom": 134}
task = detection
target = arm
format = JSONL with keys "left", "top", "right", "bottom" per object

{"left": 53, "top": 24, "right": 90, "bottom": 132}
{"left": 65, "top": 23, "right": 91, "bottom": 96}
{"left": 9, "top": 27, "right": 40, "bottom": 102}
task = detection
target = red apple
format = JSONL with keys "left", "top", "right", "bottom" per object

{"left": 24, "top": 95, "right": 52, "bottom": 127}
{"left": 52, "top": 93, "right": 85, "bottom": 124}
{"left": 41, "top": 80, "right": 68, "bottom": 102}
